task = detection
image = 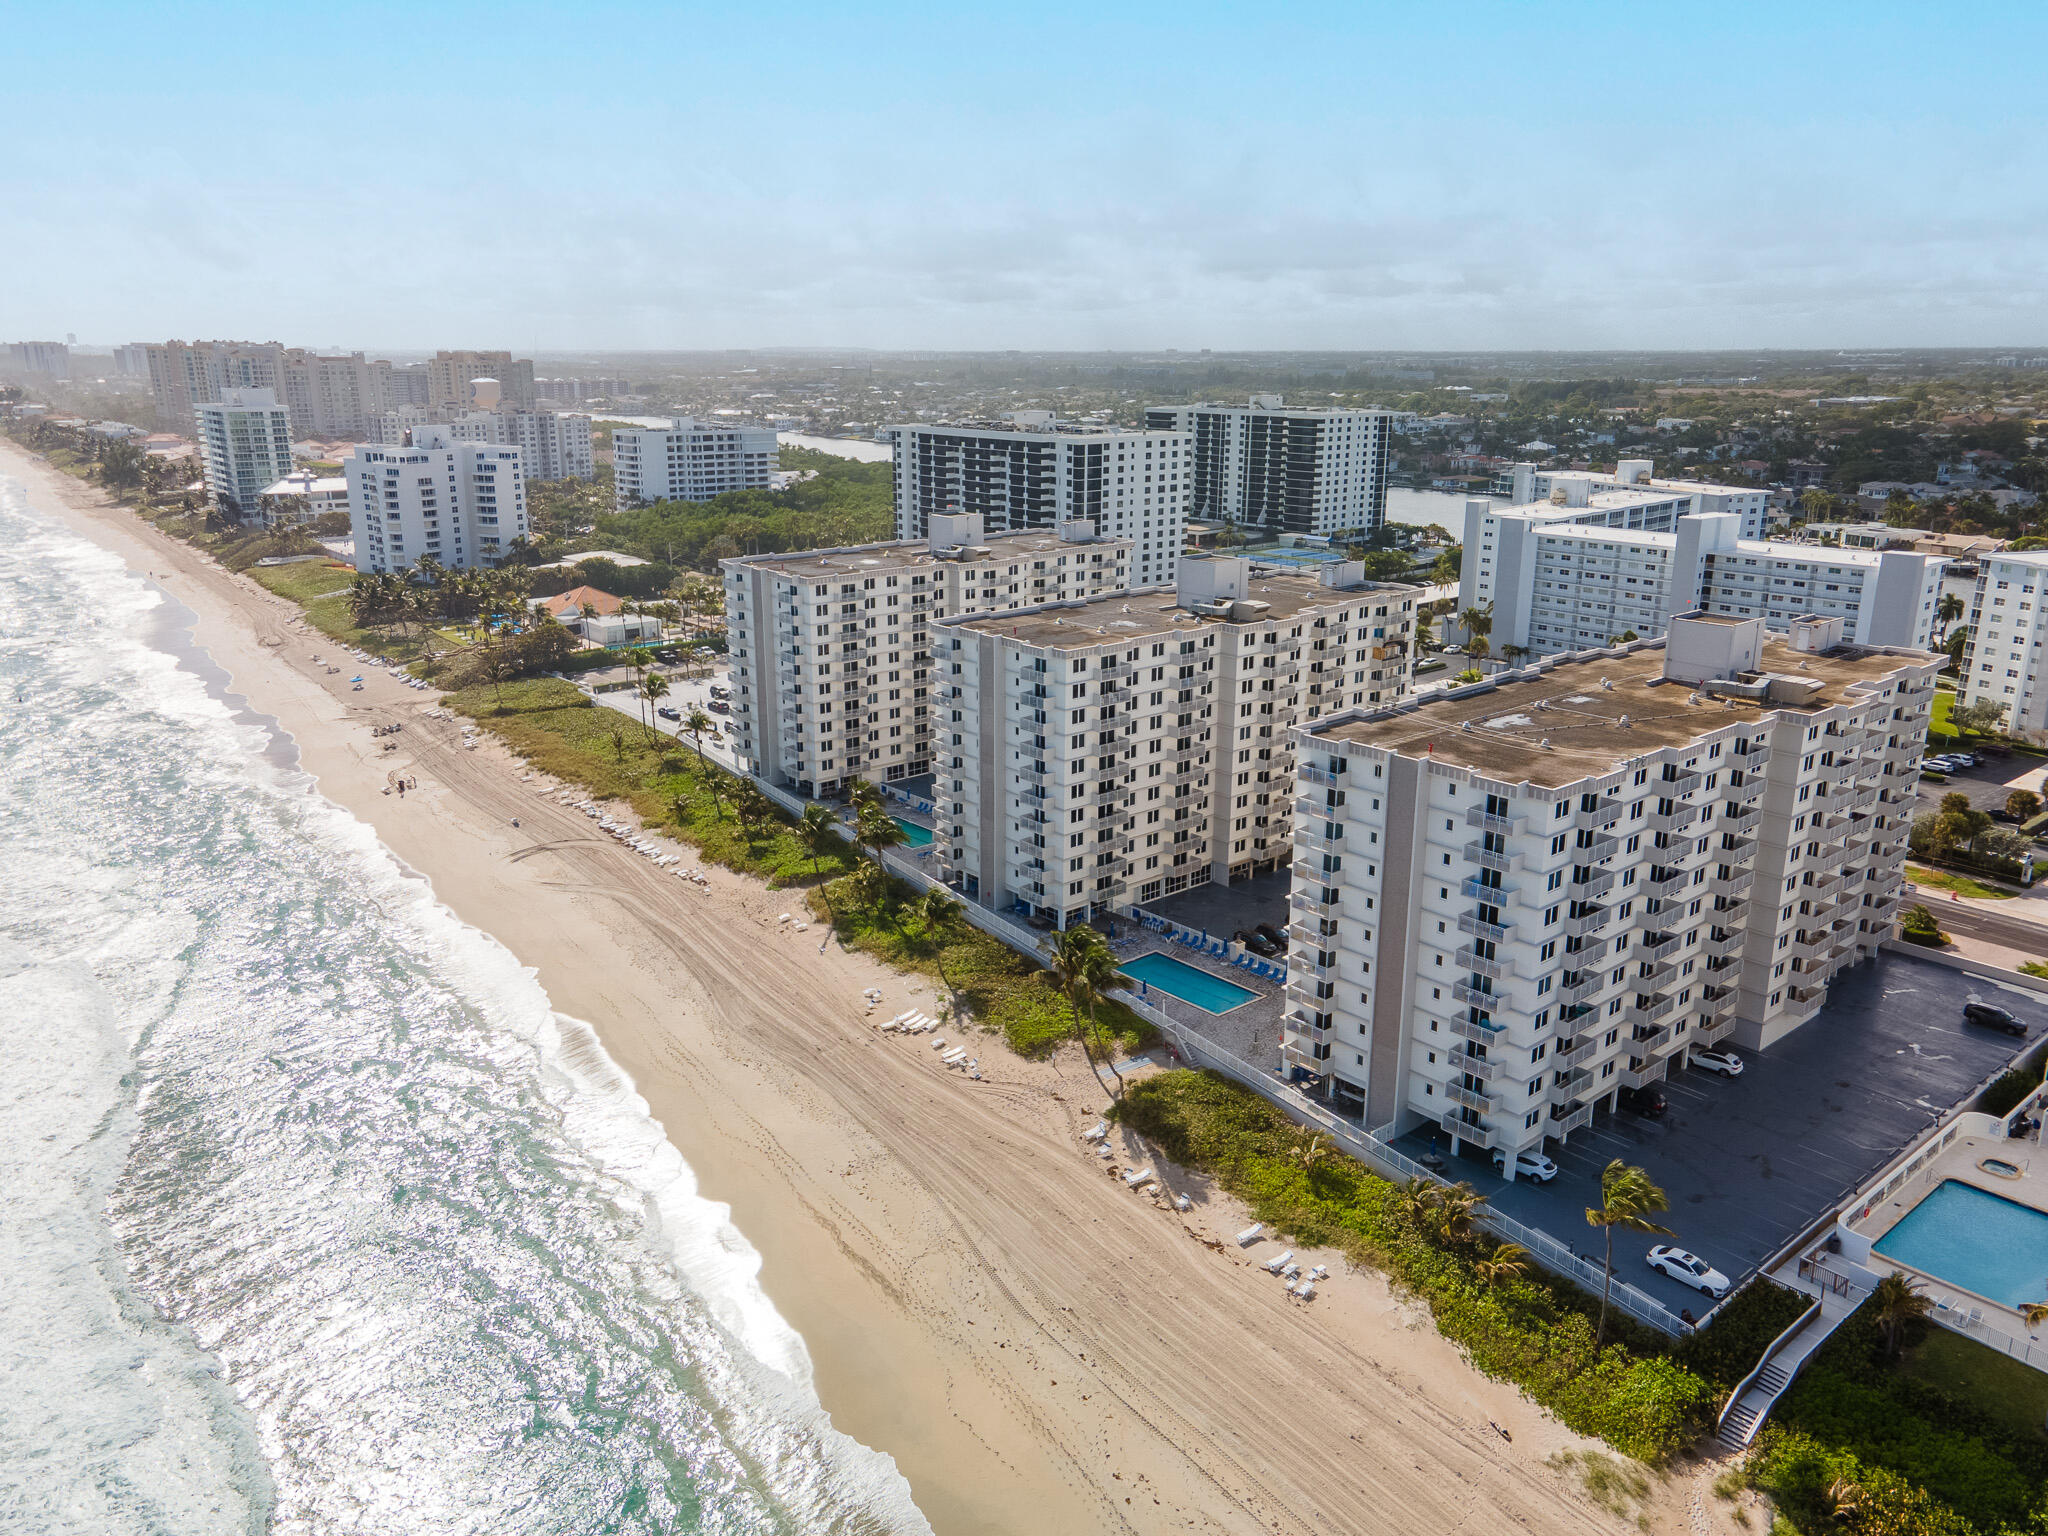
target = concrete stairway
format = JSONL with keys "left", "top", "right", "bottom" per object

{"left": 1716, "top": 1291, "right": 1856, "bottom": 1453}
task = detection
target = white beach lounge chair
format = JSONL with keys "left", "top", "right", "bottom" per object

{"left": 1235, "top": 1223, "right": 1265, "bottom": 1247}
{"left": 1122, "top": 1166, "right": 1154, "bottom": 1187}
{"left": 1081, "top": 1121, "right": 1109, "bottom": 1142}
{"left": 1261, "top": 1250, "right": 1294, "bottom": 1274}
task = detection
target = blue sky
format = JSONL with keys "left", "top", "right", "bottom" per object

{"left": 4, "top": 1, "right": 2044, "bottom": 351}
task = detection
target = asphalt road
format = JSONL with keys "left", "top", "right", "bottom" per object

{"left": 1926, "top": 897, "right": 2048, "bottom": 953}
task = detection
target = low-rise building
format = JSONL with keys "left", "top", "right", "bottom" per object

{"left": 614, "top": 417, "right": 776, "bottom": 506}
{"left": 933, "top": 556, "right": 1418, "bottom": 926}
{"left": 1281, "top": 613, "right": 1939, "bottom": 1167}
{"left": 721, "top": 514, "right": 1134, "bottom": 796}
{"left": 258, "top": 470, "right": 350, "bottom": 528}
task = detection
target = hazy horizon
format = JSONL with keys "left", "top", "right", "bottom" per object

{"left": 6, "top": 0, "right": 2046, "bottom": 352}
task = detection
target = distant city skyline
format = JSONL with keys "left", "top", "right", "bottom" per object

{"left": 5, "top": 0, "right": 2046, "bottom": 351}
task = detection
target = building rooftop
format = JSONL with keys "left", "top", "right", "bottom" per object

{"left": 942, "top": 571, "right": 1413, "bottom": 651}
{"left": 727, "top": 527, "right": 1129, "bottom": 581}
{"left": 886, "top": 418, "right": 1180, "bottom": 439}
{"left": 1309, "top": 634, "right": 1936, "bottom": 789}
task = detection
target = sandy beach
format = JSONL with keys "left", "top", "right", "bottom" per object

{"left": 7, "top": 439, "right": 1738, "bottom": 1536}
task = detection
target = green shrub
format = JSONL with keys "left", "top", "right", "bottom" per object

{"left": 1982, "top": 1066, "right": 2042, "bottom": 1117}
{"left": 1113, "top": 1070, "right": 1710, "bottom": 1463}
{"left": 1673, "top": 1281, "right": 1812, "bottom": 1392}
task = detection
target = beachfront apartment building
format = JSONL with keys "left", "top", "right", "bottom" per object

{"left": 1463, "top": 501, "right": 1945, "bottom": 659}
{"left": 426, "top": 350, "right": 536, "bottom": 412}
{"left": 344, "top": 426, "right": 528, "bottom": 574}
{"left": 1503, "top": 460, "right": 1771, "bottom": 539}
{"left": 147, "top": 340, "right": 290, "bottom": 432}
{"left": 932, "top": 555, "right": 1419, "bottom": 927}
{"left": 3, "top": 340, "right": 70, "bottom": 378}
{"left": 195, "top": 390, "right": 295, "bottom": 520}
{"left": 446, "top": 409, "right": 595, "bottom": 481}
{"left": 1280, "top": 613, "right": 1939, "bottom": 1168}
{"left": 1959, "top": 550, "right": 2048, "bottom": 736}
{"left": 885, "top": 418, "right": 1190, "bottom": 590}
{"left": 720, "top": 514, "right": 1134, "bottom": 796}
{"left": 1142, "top": 396, "right": 1395, "bottom": 541}
{"left": 614, "top": 417, "right": 777, "bottom": 507}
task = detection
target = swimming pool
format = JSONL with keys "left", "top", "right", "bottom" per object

{"left": 1121, "top": 953, "right": 1259, "bottom": 1014}
{"left": 891, "top": 816, "right": 934, "bottom": 847}
{"left": 1873, "top": 1179, "right": 2048, "bottom": 1308}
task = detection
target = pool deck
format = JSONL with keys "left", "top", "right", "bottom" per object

{"left": 1108, "top": 932, "right": 1287, "bottom": 1067}
{"left": 1845, "top": 1131, "right": 2048, "bottom": 1336}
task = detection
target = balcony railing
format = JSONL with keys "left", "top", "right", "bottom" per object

{"left": 1461, "top": 876, "right": 1514, "bottom": 902}
{"left": 1643, "top": 870, "right": 1691, "bottom": 901}
{"left": 1575, "top": 800, "right": 1624, "bottom": 831}
{"left": 1455, "top": 946, "right": 1508, "bottom": 980}
{"left": 1444, "top": 1082, "right": 1495, "bottom": 1113}
{"left": 1553, "top": 1037, "right": 1597, "bottom": 1070}
{"left": 1621, "top": 1059, "right": 1670, "bottom": 1090}
{"left": 1645, "top": 807, "right": 1699, "bottom": 835}
{"left": 1439, "top": 1113, "right": 1499, "bottom": 1150}
{"left": 1560, "top": 971, "right": 1606, "bottom": 1005}
{"left": 1451, "top": 981, "right": 1499, "bottom": 1010}
{"left": 1447, "top": 1050, "right": 1497, "bottom": 1082}
{"left": 1450, "top": 1016, "right": 1504, "bottom": 1047}
{"left": 1549, "top": 1102, "right": 1594, "bottom": 1136}
{"left": 1465, "top": 804, "right": 1522, "bottom": 833}
{"left": 1456, "top": 912, "right": 1512, "bottom": 942}
{"left": 1572, "top": 868, "right": 1618, "bottom": 900}
{"left": 1463, "top": 839, "right": 1521, "bottom": 873}
{"left": 1564, "top": 906, "right": 1610, "bottom": 936}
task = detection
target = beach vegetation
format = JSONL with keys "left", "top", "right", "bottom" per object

{"left": 1109, "top": 1070, "right": 1711, "bottom": 1463}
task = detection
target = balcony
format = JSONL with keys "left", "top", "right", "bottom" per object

{"left": 1722, "top": 804, "right": 1761, "bottom": 835}
{"left": 1730, "top": 774, "right": 1767, "bottom": 804}
{"left": 1439, "top": 1113, "right": 1499, "bottom": 1150}
{"left": 1299, "top": 764, "right": 1340, "bottom": 789}
{"left": 1463, "top": 839, "right": 1521, "bottom": 873}
{"left": 1787, "top": 982, "right": 1824, "bottom": 1005}
{"left": 1447, "top": 1049, "right": 1498, "bottom": 1082}
{"left": 1564, "top": 906, "right": 1610, "bottom": 937}
{"left": 1711, "top": 868, "right": 1754, "bottom": 900}
{"left": 1456, "top": 912, "right": 1512, "bottom": 943}
{"left": 1553, "top": 1037, "right": 1597, "bottom": 1071}
{"left": 1560, "top": 971, "right": 1607, "bottom": 1005}
{"left": 1564, "top": 933, "right": 1612, "bottom": 965}
{"left": 1451, "top": 1016, "right": 1505, "bottom": 1047}
{"left": 1290, "top": 887, "right": 1339, "bottom": 917}
{"left": 1572, "top": 868, "right": 1618, "bottom": 901}
{"left": 1643, "top": 870, "right": 1691, "bottom": 902}
{"left": 1549, "top": 1103, "right": 1594, "bottom": 1136}
{"left": 1461, "top": 876, "right": 1514, "bottom": 902}
{"left": 1465, "top": 804, "right": 1522, "bottom": 833}
{"left": 1621, "top": 1059, "right": 1670, "bottom": 1090}
{"left": 1645, "top": 806, "right": 1699, "bottom": 835}
{"left": 1451, "top": 981, "right": 1499, "bottom": 1010}
{"left": 1444, "top": 1081, "right": 1496, "bottom": 1114}
{"left": 1455, "top": 945, "right": 1508, "bottom": 981}
{"left": 1694, "top": 1013, "right": 1738, "bottom": 1045}
{"left": 1575, "top": 799, "right": 1624, "bottom": 831}
{"left": 1577, "top": 832, "right": 1622, "bottom": 862}
{"left": 1640, "top": 933, "right": 1682, "bottom": 965}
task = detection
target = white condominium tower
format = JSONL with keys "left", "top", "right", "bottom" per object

{"left": 1462, "top": 501, "right": 1945, "bottom": 658}
{"left": 1142, "top": 396, "right": 1394, "bottom": 541}
{"left": 194, "top": 389, "right": 295, "bottom": 519}
{"left": 446, "top": 409, "right": 595, "bottom": 480}
{"left": 147, "top": 340, "right": 289, "bottom": 432}
{"left": 933, "top": 555, "right": 1418, "bottom": 927}
{"left": 721, "top": 514, "right": 1133, "bottom": 796}
{"left": 1506, "top": 460, "right": 1771, "bottom": 539}
{"left": 1281, "top": 613, "right": 1938, "bottom": 1169}
{"left": 884, "top": 417, "right": 1190, "bottom": 589}
{"left": 344, "top": 426, "right": 528, "bottom": 574}
{"left": 614, "top": 417, "right": 777, "bottom": 507}
{"left": 1959, "top": 550, "right": 2048, "bottom": 734}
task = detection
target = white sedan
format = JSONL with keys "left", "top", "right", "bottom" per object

{"left": 1691, "top": 1049, "right": 1745, "bottom": 1077}
{"left": 1646, "top": 1245, "right": 1729, "bottom": 1299}
{"left": 1492, "top": 1149, "right": 1558, "bottom": 1183}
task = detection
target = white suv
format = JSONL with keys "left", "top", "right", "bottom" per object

{"left": 1492, "top": 1149, "right": 1558, "bottom": 1183}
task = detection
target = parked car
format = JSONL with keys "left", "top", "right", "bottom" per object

{"left": 1946, "top": 752, "right": 1978, "bottom": 769}
{"left": 1492, "top": 1149, "right": 1558, "bottom": 1183}
{"left": 1963, "top": 1002, "right": 2028, "bottom": 1037}
{"left": 1254, "top": 922, "right": 1289, "bottom": 953}
{"left": 710, "top": 700, "right": 731, "bottom": 714}
{"left": 710, "top": 684, "right": 730, "bottom": 699}
{"left": 1618, "top": 1084, "right": 1667, "bottom": 1117}
{"left": 1646, "top": 1245, "right": 1729, "bottom": 1299}
{"left": 1234, "top": 928, "right": 1279, "bottom": 957}
{"left": 656, "top": 706, "right": 680, "bottom": 721}
{"left": 1691, "top": 1049, "right": 1746, "bottom": 1077}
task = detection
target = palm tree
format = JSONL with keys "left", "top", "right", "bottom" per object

{"left": 855, "top": 800, "right": 909, "bottom": 901}
{"left": 2020, "top": 1298, "right": 2048, "bottom": 1331}
{"left": 797, "top": 803, "right": 844, "bottom": 928}
{"left": 730, "top": 779, "right": 771, "bottom": 841}
{"left": 1936, "top": 591, "right": 1965, "bottom": 641}
{"left": 1432, "top": 1182, "right": 1488, "bottom": 1247}
{"left": 1290, "top": 1127, "right": 1332, "bottom": 1173}
{"left": 1474, "top": 1242, "right": 1530, "bottom": 1290}
{"left": 98, "top": 440, "right": 145, "bottom": 493}
{"left": 911, "top": 886, "right": 964, "bottom": 1003}
{"left": 681, "top": 705, "right": 714, "bottom": 765}
{"left": 1870, "top": 1270, "right": 1934, "bottom": 1358}
{"left": 638, "top": 672, "right": 670, "bottom": 743}
{"left": 1584, "top": 1159, "right": 1673, "bottom": 1347}
{"left": 1396, "top": 1176, "right": 1441, "bottom": 1227}
{"left": 1458, "top": 600, "right": 1494, "bottom": 659}
{"left": 1822, "top": 1475, "right": 1864, "bottom": 1527}
{"left": 1043, "top": 925, "right": 1126, "bottom": 1101}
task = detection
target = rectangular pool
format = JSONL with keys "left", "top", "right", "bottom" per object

{"left": 891, "top": 816, "right": 934, "bottom": 848}
{"left": 1873, "top": 1179, "right": 2048, "bottom": 1308}
{"left": 1122, "top": 952, "right": 1259, "bottom": 1014}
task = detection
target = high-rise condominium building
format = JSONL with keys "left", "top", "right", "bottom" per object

{"left": 934, "top": 555, "right": 1418, "bottom": 927}
{"left": 111, "top": 344, "right": 150, "bottom": 378}
{"left": 1281, "top": 613, "right": 1938, "bottom": 1169}
{"left": 1462, "top": 503, "right": 1945, "bottom": 658}
{"left": 446, "top": 409, "right": 594, "bottom": 480}
{"left": 721, "top": 514, "right": 1133, "bottom": 796}
{"left": 426, "top": 350, "right": 537, "bottom": 412}
{"left": 195, "top": 389, "right": 295, "bottom": 519}
{"left": 614, "top": 417, "right": 777, "bottom": 507}
{"left": 3, "top": 340, "right": 70, "bottom": 377}
{"left": 1505, "top": 460, "right": 1771, "bottom": 539}
{"left": 885, "top": 417, "right": 1190, "bottom": 590}
{"left": 277, "top": 351, "right": 381, "bottom": 437}
{"left": 1142, "top": 396, "right": 1395, "bottom": 540}
{"left": 344, "top": 426, "right": 528, "bottom": 574}
{"left": 146, "top": 340, "right": 289, "bottom": 432}
{"left": 1959, "top": 550, "right": 2048, "bottom": 735}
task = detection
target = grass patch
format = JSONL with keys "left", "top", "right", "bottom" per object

{"left": 1898, "top": 1326, "right": 2048, "bottom": 1443}
{"left": 2022, "top": 962, "right": 2048, "bottom": 980}
{"left": 1547, "top": 1449, "right": 1654, "bottom": 1525}
{"left": 245, "top": 558, "right": 355, "bottom": 605}
{"left": 437, "top": 678, "right": 1145, "bottom": 1061}
{"left": 1111, "top": 1069, "right": 1712, "bottom": 1463}
{"left": 1905, "top": 864, "right": 2018, "bottom": 900}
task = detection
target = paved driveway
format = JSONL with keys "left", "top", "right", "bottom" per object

{"left": 1398, "top": 952, "right": 2041, "bottom": 1313}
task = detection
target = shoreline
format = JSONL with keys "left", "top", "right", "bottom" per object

{"left": 6, "top": 439, "right": 1663, "bottom": 1536}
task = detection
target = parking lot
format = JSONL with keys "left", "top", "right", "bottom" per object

{"left": 589, "top": 663, "right": 741, "bottom": 768}
{"left": 1908, "top": 749, "right": 2048, "bottom": 822}
{"left": 1396, "top": 951, "right": 2041, "bottom": 1313}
